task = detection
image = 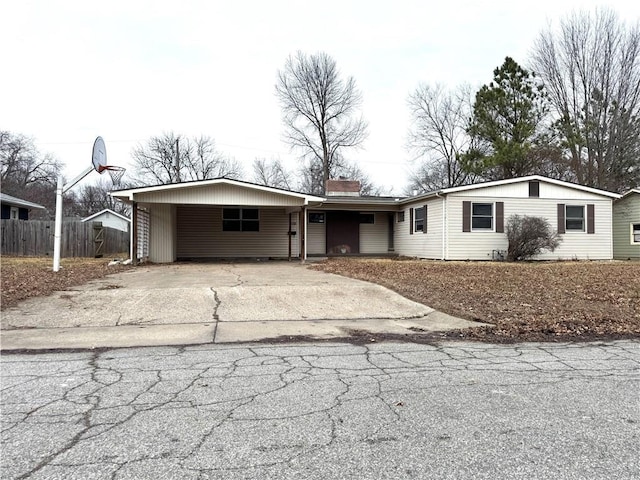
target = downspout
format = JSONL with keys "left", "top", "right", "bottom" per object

{"left": 436, "top": 192, "right": 446, "bottom": 260}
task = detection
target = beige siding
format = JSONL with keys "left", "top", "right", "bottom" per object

{"left": 446, "top": 195, "right": 613, "bottom": 260}
{"left": 394, "top": 198, "right": 444, "bottom": 259}
{"left": 359, "top": 212, "right": 390, "bottom": 254}
{"left": 176, "top": 206, "right": 298, "bottom": 258}
{"left": 454, "top": 181, "right": 614, "bottom": 201}
{"left": 307, "top": 211, "right": 326, "bottom": 255}
{"left": 149, "top": 204, "right": 176, "bottom": 263}
{"left": 136, "top": 183, "right": 306, "bottom": 207}
{"left": 613, "top": 194, "right": 640, "bottom": 259}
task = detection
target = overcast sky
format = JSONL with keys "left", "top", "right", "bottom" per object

{"left": 2, "top": 1, "right": 639, "bottom": 194}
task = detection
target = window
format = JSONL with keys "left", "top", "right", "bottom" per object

{"left": 632, "top": 223, "right": 640, "bottom": 244}
{"left": 565, "top": 205, "right": 585, "bottom": 231}
{"left": 414, "top": 207, "right": 425, "bottom": 232}
{"left": 309, "top": 212, "right": 325, "bottom": 224}
{"left": 472, "top": 203, "right": 493, "bottom": 230}
{"left": 360, "top": 213, "right": 375, "bottom": 224}
{"left": 223, "top": 208, "right": 259, "bottom": 232}
{"left": 397, "top": 211, "right": 405, "bottom": 223}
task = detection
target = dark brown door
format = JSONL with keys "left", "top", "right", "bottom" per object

{"left": 326, "top": 211, "right": 360, "bottom": 254}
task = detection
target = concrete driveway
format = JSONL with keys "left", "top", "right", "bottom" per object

{"left": 1, "top": 262, "right": 484, "bottom": 350}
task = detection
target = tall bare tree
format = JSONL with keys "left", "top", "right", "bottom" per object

{"left": 531, "top": 9, "right": 640, "bottom": 192}
{"left": 406, "top": 84, "right": 477, "bottom": 192}
{"left": 131, "top": 132, "right": 242, "bottom": 185}
{"left": 275, "top": 51, "right": 368, "bottom": 194}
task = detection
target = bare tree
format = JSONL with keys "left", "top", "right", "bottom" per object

{"left": 406, "top": 84, "right": 477, "bottom": 192}
{"left": 252, "top": 157, "right": 294, "bottom": 190}
{"left": 1, "top": 131, "right": 61, "bottom": 192}
{"left": 73, "top": 177, "right": 131, "bottom": 217}
{"left": 182, "top": 135, "right": 243, "bottom": 182}
{"left": 276, "top": 51, "right": 368, "bottom": 193}
{"left": 0, "top": 131, "right": 63, "bottom": 218}
{"left": 131, "top": 132, "right": 242, "bottom": 185}
{"left": 531, "top": 9, "right": 640, "bottom": 192}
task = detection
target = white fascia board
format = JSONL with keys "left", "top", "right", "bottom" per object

{"left": 110, "top": 178, "right": 325, "bottom": 203}
{"left": 439, "top": 175, "right": 621, "bottom": 199}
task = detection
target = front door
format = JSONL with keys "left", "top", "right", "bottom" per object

{"left": 326, "top": 211, "right": 360, "bottom": 254}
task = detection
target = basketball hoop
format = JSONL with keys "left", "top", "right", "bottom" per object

{"left": 99, "top": 165, "right": 126, "bottom": 187}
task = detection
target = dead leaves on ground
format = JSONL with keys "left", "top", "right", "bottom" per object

{"left": 1, "top": 257, "right": 129, "bottom": 309}
{"left": 313, "top": 258, "right": 640, "bottom": 342}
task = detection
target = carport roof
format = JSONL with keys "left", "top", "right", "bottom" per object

{"left": 110, "top": 178, "right": 326, "bottom": 204}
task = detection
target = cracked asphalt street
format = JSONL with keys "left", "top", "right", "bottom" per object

{"left": 1, "top": 340, "right": 639, "bottom": 479}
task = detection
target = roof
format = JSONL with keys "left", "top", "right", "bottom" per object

{"left": 110, "top": 177, "right": 326, "bottom": 203}
{"left": 0, "top": 193, "right": 45, "bottom": 210}
{"left": 400, "top": 175, "right": 621, "bottom": 204}
{"left": 616, "top": 188, "right": 640, "bottom": 201}
{"left": 81, "top": 209, "right": 130, "bottom": 223}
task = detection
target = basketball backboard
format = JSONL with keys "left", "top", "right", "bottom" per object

{"left": 92, "top": 136, "right": 107, "bottom": 172}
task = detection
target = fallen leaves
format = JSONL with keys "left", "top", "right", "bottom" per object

{"left": 312, "top": 258, "right": 640, "bottom": 342}
{"left": 1, "top": 257, "right": 130, "bottom": 310}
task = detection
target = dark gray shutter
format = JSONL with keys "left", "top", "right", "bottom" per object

{"left": 409, "top": 208, "right": 414, "bottom": 235}
{"left": 496, "top": 202, "right": 504, "bottom": 233}
{"left": 557, "top": 204, "right": 565, "bottom": 234}
{"left": 529, "top": 181, "right": 540, "bottom": 197}
{"left": 463, "top": 201, "right": 471, "bottom": 232}
{"left": 423, "top": 204, "right": 428, "bottom": 233}
{"left": 587, "top": 204, "right": 595, "bottom": 234}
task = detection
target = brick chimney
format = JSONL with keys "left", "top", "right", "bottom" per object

{"left": 325, "top": 179, "right": 361, "bottom": 196}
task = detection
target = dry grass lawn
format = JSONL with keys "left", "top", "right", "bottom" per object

{"left": 1, "top": 256, "right": 130, "bottom": 310}
{"left": 313, "top": 258, "right": 640, "bottom": 342}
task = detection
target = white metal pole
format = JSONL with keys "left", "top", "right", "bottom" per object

{"left": 53, "top": 175, "right": 64, "bottom": 272}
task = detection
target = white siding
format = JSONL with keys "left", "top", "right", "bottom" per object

{"left": 176, "top": 206, "right": 299, "bottom": 258}
{"left": 92, "top": 212, "right": 129, "bottom": 232}
{"left": 149, "top": 204, "right": 176, "bottom": 263}
{"left": 307, "top": 211, "right": 326, "bottom": 255}
{"left": 613, "top": 194, "right": 640, "bottom": 260}
{"left": 454, "top": 180, "right": 615, "bottom": 201}
{"left": 359, "top": 212, "right": 390, "bottom": 254}
{"left": 394, "top": 198, "right": 444, "bottom": 259}
{"left": 136, "top": 183, "right": 306, "bottom": 207}
{"left": 446, "top": 195, "right": 613, "bottom": 260}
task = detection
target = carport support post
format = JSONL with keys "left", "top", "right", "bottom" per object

{"left": 300, "top": 206, "right": 306, "bottom": 262}
{"left": 131, "top": 201, "right": 138, "bottom": 266}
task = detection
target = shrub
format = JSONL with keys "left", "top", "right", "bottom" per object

{"left": 506, "top": 215, "right": 562, "bottom": 261}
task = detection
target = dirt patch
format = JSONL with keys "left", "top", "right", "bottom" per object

{"left": 1, "top": 257, "right": 130, "bottom": 310}
{"left": 312, "top": 258, "right": 640, "bottom": 342}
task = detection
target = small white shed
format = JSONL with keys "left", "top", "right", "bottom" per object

{"left": 82, "top": 209, "right": 130, "bottom": 232}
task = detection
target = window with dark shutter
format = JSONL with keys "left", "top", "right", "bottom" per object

{"left": 471, "top": 203, "right": 493, "bottom": 230}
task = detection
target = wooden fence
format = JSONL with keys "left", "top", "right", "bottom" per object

{"left": 1, "top": 220, "right": 129, "bottom": 257}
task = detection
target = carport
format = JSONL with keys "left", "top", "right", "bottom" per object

{"left": 111, "top": 179, "right": 325, "bottom": 263}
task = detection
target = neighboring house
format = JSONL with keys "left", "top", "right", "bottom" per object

{"left": 613, "top": 189, "right": 640, "bottom": 260}
{"left": 81, "top": 209, "right": 130, "bottom": 232}
{"left": 111, "top": 175, "right": 620, "bottom": 263}
{"left": 0, "top": 193, "right": 45, "bottom": 220}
